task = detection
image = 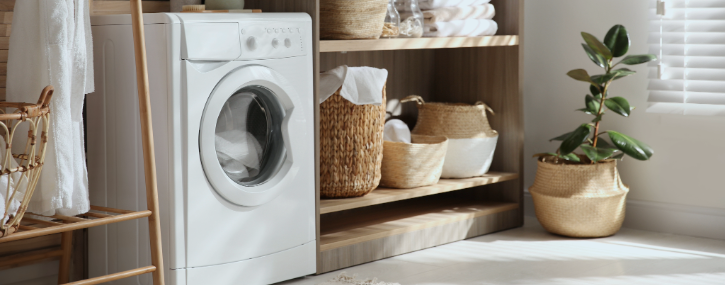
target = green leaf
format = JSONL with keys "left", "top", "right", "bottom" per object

{"left": 550, "top": 132, "right": 573, "bottom": 141}
{"left": 533, "top": 152, "right": 581, "bottom": 162}
{"left": 604, "top": 25, "right": 630, "bottom": 57}
{"left": 619, "top": 54, "right": 657, "bottom": 65}
{"left": 591, "top": 73, "right": 617, "bottom": 85}
{"left": 591, "top": 114, "right": 603, "bottom": 123}
{"left": 560, "top": 124, "right": 594, "bottom": 155}
{"left": 567, "top": 69, "right": 595, "bottom": 84}
{"left": 582, "top": 44, "right": 606, "bottom": 68}
{"left": 558, "top": 153, "right": 582, "bottom": 162}
{"left": 594, "top": 138, "right": 617, "bottom": 150}
{"left": 605, "top": 97, "right": 632, "bottom": 117}
{"left": 611, "top": 152, "right": 625, "bottom": 160}
{"left": 590, "top": 85, "right": 604, "bottom": 98}
{"left": 581, "top": 145, "right": 616, "bottom": 162}
{"left": 613, "top": 68, "right": 637, "bottom": 80}
{"left": 585, "top": 95, "right": 600, "bottom": 114}
{"left": 582, "top": 32, "right": 613, "bottom": 60}
{"left": 607, "top": 131, "right": 654, "bottom": 160}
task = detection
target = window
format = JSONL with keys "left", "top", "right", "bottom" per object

{"left": 648, "top": 0, "right": 725, "bottom": 115}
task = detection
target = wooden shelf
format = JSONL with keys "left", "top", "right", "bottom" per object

{"left": 320, "top": 172, "right": 518, "bottom": 214}
{"left": 320, "top": 200, "right": 519, "bottom": 252}
{"left": 319, "top": 35, "right": 519, "bottom": 52}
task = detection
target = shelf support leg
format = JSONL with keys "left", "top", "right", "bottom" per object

{"left": 130, "top": 0, "right": 165, "bottom": 284}
{"left": 58, "top": 230, "right": 73, "bottom": 284}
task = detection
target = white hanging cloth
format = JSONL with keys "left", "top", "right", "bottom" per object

{"left": 6, "top": 0, "right": 94, "bottom": 216}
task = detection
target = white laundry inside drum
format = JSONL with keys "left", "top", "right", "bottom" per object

{"left": 214, "top": 89, "right": 286, "bottom": 186}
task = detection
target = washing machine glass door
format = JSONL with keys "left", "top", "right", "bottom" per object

{"left": 199, "top": 65, "right": 306, "bottom": 207}
{"left": 215, "top": 86, "right": 286, "bottom": 186}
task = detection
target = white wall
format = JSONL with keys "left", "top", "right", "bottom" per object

{"left": 524, "top": 0, "right": 725, "bottom": 238}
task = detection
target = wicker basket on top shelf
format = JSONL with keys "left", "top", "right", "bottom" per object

{"left": 0, "top": 86, "right": 53, "bottom": 237}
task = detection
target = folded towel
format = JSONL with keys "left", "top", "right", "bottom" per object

{"left": 7, "top": 0, "right": 94, "bottom": 216}
{"left": 402, "top": 4, "right": 495, "bottom": 24}
{"left": 319, "top": 66, "right": 388, "bottom": 106}
{"left": 418, "top": 0, "right": 490, "bottom": 10}
{"left": 424, "top": 19, "right": 498, "bottom": 37}
{"left": 384, "top": 119, "right": 412, "bottom": 143}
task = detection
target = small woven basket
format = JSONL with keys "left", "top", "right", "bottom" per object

{"left": 320, "top": 0, "right": 387, "bottom": 40}
{"left": 320, "top": 86, "right": 386, "bottom": 198}
{"left": 401, "top": 95, "right": 498, "bottom": 178}
{"left": 401, "top": 95, "right": 497, "bottom": 139}
{"left": 0, "top": 86, "right": 53, "bottom": 237}
{"left": 380, "top": 135, "right": 448, "bottom": 189}
{"left": 529, "top": 156, "right": 629, "bottom": 238}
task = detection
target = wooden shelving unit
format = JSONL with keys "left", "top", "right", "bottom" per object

{"left": 320, "top": 172, "right": 518, "bottom": 214}
{"left": 247, "top": 0, "right": 523, "bottom": 274}
{"left": 320, "top": 35, "right": 519, "bottom": 52}
{"left": 320, "top": 200, "right": 519, "bottom": 250}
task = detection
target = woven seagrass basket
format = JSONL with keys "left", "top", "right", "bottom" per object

{"left": 380, "top": 135, "right": 448, "bottom": 189}
{"left": 529, "top": 156, "right": 629, "bottom": 238}
{"left": 320, "top": 86, "right": 386, "bottom": 198}
{"left": 0, "top": 86, "right": 53, "bottom": 237}
{"left": 320, "top": 0, "right": 388, "bottom": 40}
{"left": 401, "top": 95, "right": 498, "bottom": 178}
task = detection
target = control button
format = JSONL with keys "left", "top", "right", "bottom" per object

{"left": 274, "top": 28, "right": 280, "bottom": 33}
{"left": 284, "top": 38, "right": 292, "bottom": 48}
{"left": 240, "top": 28, "right": 245, "bottom": 34}
{"left": 246, "top": 37, "right": 257, "bottom": 51}
{"left": 280, "top": 28, "right": 286, "bottom": 33}
{"left": 266, "top": 28, "right": 273, "bottom": 33}
{"left": 272, "top": 38, "right": 279, "bottom": 49}
{"left": 297, "top": 28, "right": 301, "bottom": 33}
{"left": 288, "top": 28, "right": 294, "bottom": 33}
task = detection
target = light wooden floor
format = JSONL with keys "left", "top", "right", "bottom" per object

{"left": 280, "top": 216, "right": 725, "bottom": 285}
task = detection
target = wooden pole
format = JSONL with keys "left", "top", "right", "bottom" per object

{"left": 129, "top": 1, "right": 165, "bottom": 284}
{"left": 57, "top": 230, "right": 74, "bottom": 283}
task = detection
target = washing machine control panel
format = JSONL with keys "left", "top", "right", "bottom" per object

{"left": 238, "top": 22, "right": 307, "bottom": 60}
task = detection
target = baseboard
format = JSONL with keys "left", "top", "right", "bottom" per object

{"left": 523, "top": 192, "right": 725, "bottom": 240}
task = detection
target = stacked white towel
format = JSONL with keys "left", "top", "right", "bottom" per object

{"left": 424, "top": 19, "right": 498, "bottom": 37}
{"left": 419, "top": 0, "right": 490, "bottom": 10}
{"left": 404, "top": 0, "right": 498, "bottom": 37}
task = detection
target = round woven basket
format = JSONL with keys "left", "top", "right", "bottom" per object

{"left": 380, "top": 135, "right": 448, "bottom": 189}
{"left": 0, "top": 86, "right": 53, "bottom": 237}
{"left": 320, "top": 86, "right": 386, "bottom": 198}
{"left": 401, "top": 95, "right": 498, "bottom": 178}
{"left": 529, "top": 156, "right": 629, "bottom": 238}
{"left": 401, "top": 95, "right": 497, "bottom": 139}
{"left": 320, "top": 0, "right": 388, "bottom": 40}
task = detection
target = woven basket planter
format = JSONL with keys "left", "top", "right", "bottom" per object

{"left": 320, "top": 0, "right": 388, "bottom": 40}
{"left": 320, "top": 86, "right": 386, "bottom": 198}
{"left": 0, "top": 86, "right": 53, "bottom": 237}
{"left": 401, "top": 95, "right": 498, "bottom": 178}
{"left": 529, "top": 156, "right": 629, "bottom": 238}
{"left": 380, "top": 135, "right": 448, "bottom": 189}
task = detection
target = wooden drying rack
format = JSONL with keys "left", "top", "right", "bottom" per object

{"left": 0, "top": 1, "right": 165, "bottom": 284}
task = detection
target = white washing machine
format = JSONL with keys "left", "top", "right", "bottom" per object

{"left": 86, "top": 13, "right": 316, "bottom": 285}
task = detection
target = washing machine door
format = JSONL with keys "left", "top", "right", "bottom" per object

{"left": 199, "top": 65, "right": 306, "bottom": 207}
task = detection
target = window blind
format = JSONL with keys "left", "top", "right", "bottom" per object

{"left": 648, "top": 0, "right": 725, "bottom": 115}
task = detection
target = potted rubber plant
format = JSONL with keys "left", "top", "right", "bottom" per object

{"left": 530, "top": 25, "right": 657, "bottom": 238}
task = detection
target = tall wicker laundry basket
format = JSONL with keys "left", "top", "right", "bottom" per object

{"left": 320, "top": 86, "right": 386, "bottom": 199}
{"left": 0, "top": 86, "right": 53, "bottom": 237}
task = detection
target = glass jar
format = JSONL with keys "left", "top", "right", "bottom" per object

{"left": 382, "top": 0, "right": 401, "bottom": 38}
{"left": 395, "top": 0, "right": 424, "bottom": 38}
